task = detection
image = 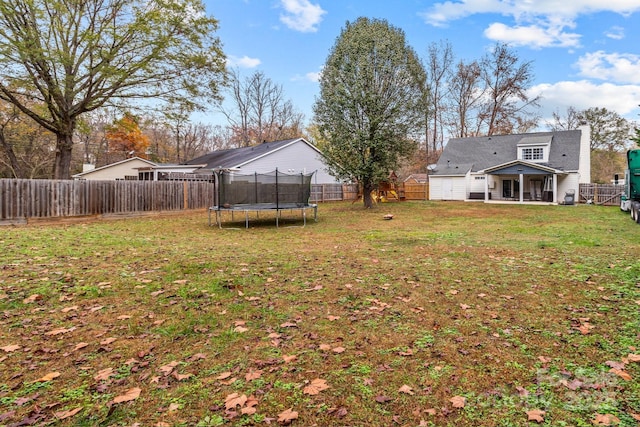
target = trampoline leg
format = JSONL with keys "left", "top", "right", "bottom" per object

{"left": 245, "top": 210, "right": 249, "bottom": 228}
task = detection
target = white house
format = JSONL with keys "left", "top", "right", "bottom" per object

{"left": 184, "top": 137, "right": 340, "bottom": 184}
{"left": 429, "top": 127, "right": 591, "bottom": 204}
{"left": 72, "top": 157, "right": 157, "bottom": 180}
{"left": 72, "top": 138, "right": 341, "bottom": 184}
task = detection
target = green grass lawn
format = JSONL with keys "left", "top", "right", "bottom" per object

{"left": 1, "top": 201, "right": 639, "bottom": 426}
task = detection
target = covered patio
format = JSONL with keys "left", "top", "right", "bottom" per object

{"left": 479, "top": 161, "right": 566, "bottom": 204}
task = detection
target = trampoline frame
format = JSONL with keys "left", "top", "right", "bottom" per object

{"left": 208, "top": 203, "right": 318, "bottom": 228}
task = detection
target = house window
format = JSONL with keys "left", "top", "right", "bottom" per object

{"left": 522, "top": 147, "right": 544, "bottom": 161}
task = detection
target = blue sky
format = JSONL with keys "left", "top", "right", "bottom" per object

{"left": 204, "top": 0, "right": 640, "bottom": 133}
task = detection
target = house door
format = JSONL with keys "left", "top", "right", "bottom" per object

{"left": 442, "top": 178, "right": 454, "bottom": 200}
{"left": 502, "top": 179, "right": 519, "bottom": 199}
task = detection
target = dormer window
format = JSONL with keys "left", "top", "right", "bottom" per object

{"left": 522, "top": 147, "right": 544, "bottom": 161}
{"left": 517, "top": 136, "right": 551, "bottom": 163}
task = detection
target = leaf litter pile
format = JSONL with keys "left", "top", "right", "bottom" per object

{"left": 1, "top": 202, "right": 639, "bottom": 426}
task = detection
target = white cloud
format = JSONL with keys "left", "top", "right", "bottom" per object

{"left": 529, "top": 80, "right": 640, "bottom": 121}
{"left": 576, "top": 51, "right": 640, "bottom": 84}
{"left": 291, "top": 69, "right": 322, "bottom": 83}
{"left": 226, "top": 55, "right": 261, "bottom": 68}
{"left": 484, "top": 22, "right": 581, "bottom": 48}
{"left": 419, "top": 1, "right": 640, "bottom": 48}
{"left": 279, "top": 0, "right": 326, "bottom": 33}
{"left": 605, "top": 26, "right": 625, "bottom": 40}
{"left": 421, "top": 0, "right": 640, "bottom": 26}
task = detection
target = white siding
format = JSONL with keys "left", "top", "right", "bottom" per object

{"left": 558, "top": 174, "right": 580, "bottom": 198}
{"left": 429, "top": 176, "right": 466, "bottom": 200}
{"left": 238, "top": 141, "right": 340, "bottom": 184}
{"left": 73, "top": 158, "right": 154, "bottom": 180}
{"left": 578, "top": 125, "right": 591, "bottom": 183}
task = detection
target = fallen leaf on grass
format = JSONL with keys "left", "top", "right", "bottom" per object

{"left": 46, "top": 327, "right": 76, "bottom": 336}
{"left": 61, "top": 306, "right": 78, "bottom": 313}
{"left": 526, "top": 409, "right": 545, "bottom": 423}
{"left": 159, "top": 361, "right": 179, "bottom": 376}
{"left": 277, "top": 408, "right": 298, "bottom": 425}
{"left": 626, "top": 354, "right": 640, "bottom": 363}
{"left": 36, "top": 372, "right": 60, "bottom": 382}
{"left": 245, "top": 369, "right": 263, "bottom": 381}
{"left": 172, "top": 372, "right": 192, "bottom": 381}
{"left": 449, "top": 396, "right": 466, "bottom": 408}
{"left": 1, "top": 345, "right": 20, "bottom": 352}
{"left": 186, "top": 353, "right": 206, "bottom": 362}
{"left": 592, "top": 413, "right": 621, "bottom": 425}
{"left": 303, "top": 378, "right": 330, "bottom": 395}
{"left": 215, "top": 371, "right": 232, "bottom": 380}
{"left": 94, "top": 368, "right": 114, "bottom": 381}
{"left": 73, "top": 342, "right": 88, "bottom": 351}
{"left": 375, "top": 395, "right": 392, "bottom": 403}
{"left": 112, "top": 387, "right": 141, "bottom": 404}
{"left": 332, "top": 346, "right": 345, "bottom": 353}
{"left": 100, "top": 337, "right": 117, "bottom": 345}
{"left": 327, "top": 315, "right": 340, "bottom": 321}
{"left": 609, "top": 368, "right": 632, "bottom": 381}
{"left": 54, "top": 407, "right": 82, "bottom": 420}
{"left": 282, "top": 354, "right": 297, "bottom": 363}
{"left": 398, "top": 385, "right": 414, "bottom": 395}
{"left": 234, "top": 326, "right": 249, "bottom": 333}
{"left": 23, "top": 294, "right": 42, "bottom": 303}
{"left": 225, "top": 393, "right": 248, "bottom": 410}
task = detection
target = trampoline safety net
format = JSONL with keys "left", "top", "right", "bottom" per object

{"left": 215, "top": 169, "right": 315, "bottom": 209}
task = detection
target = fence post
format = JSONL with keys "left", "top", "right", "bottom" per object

{"left": 183, "top": 181, "right": 188, "bottom": 210}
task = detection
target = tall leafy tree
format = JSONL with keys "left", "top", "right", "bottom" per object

{"left": 105, "top": 113, "right": 150, "bottom": 159}
{"left": 314, "top": 17, "right": 427, "bottom": 208}
{"left": 578, "top": 107, "right": 633, "bottom": 152}
{"left": 0, "top": 0, "right": 226, "bottom": 179}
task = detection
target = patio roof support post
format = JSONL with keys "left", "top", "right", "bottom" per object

{"left": 519, "top": 173, "right": 524, "bottom": 203}
{"left": 553, "top": 173, "right": 558, "bottom": 204}
{"left": 484, "top": 173, "right": 489, "bottom": 202}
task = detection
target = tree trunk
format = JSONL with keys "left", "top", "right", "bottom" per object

{"left": 362, "top": 180, "right": 375, "bottom": 209}
{"left": 0, "top": 129, "right": 23, "bottom": 178}
{"left": 53, "top": 131, "right": 75, "bottom": 180}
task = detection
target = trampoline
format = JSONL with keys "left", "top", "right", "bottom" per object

{"left": 208, "top": 169, "right": 318, "bottom": 228}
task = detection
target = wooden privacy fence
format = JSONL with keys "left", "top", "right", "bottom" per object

{"left": 402, "top": 183, "right": 429, "bottom": 201}
{"left": 0, "top": 180, "right": 429, "bottom": 223}
{"left": 310, "top": 184, "right": 358, "bottom": 202}
{"left": 578, "top": 183, "right": 625, "bottom": 206}
{"left": 0, "top": 179, "right": 215, "bottom": 222}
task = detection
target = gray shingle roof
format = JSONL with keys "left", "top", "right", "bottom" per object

{"left": 431, "top": 129, "right": 583, "bottom": 176}
{"left": 184, "top": 138, "right": 302, "bottom": 170}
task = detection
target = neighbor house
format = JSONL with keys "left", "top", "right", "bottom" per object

{"left": 429, "top": 127, "right": 591, "bottom": 204}
{"left": 184, "top": 137, "right": 340, "bottom": 183}
{"left": 72, "top": 157, "right": 157, "bottom": 181}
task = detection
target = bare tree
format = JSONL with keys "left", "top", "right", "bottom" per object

{"left": 546, "top": 106, "right": 581, "bottom": 131}
{"left": 425, "top": 41, "right": 453, "bottom": 155}
{"left": 480, "top": 43, "right": 540, "bottom": 136}
{"left": 221, "top": 69, "right": 305, "bottom": 146}
{"left": 445, "top": 59, "right": 485, "bottom": 138}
